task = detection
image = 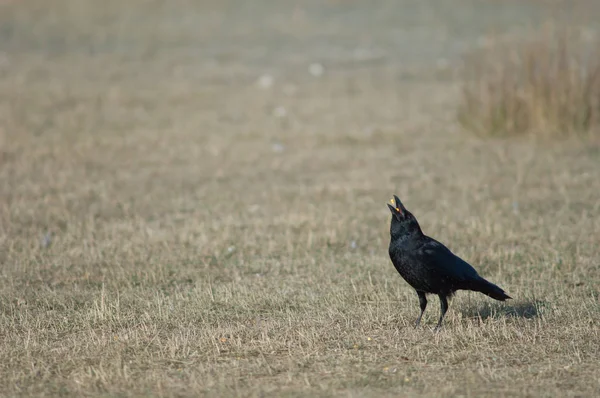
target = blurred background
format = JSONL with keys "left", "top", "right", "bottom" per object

{"left": 0, "top": 1, "right": 599, "bottom": 396}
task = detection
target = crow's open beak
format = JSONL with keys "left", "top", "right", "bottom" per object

{"left": 387, "top": 198, "right": 402, "bottom": 215}
{"left": 393, "top": 195, "right": 406, "bottom": 214}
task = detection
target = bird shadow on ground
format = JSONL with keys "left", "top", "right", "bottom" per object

{"left": 459, "top": 300, "right": 546, "bottom": 320}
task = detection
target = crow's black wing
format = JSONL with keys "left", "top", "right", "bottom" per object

{"left": 419, "top": 238, "right": 480, "bottom": 283}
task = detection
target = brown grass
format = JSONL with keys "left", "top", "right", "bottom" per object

{"left": 1, "top": 1, "right": 600, "bottom": 397}
{"left": 458, "top": 25, "right": 600, "bottom": 138}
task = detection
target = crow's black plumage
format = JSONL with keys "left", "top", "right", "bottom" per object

{"left": 387, "top": 195, "right": 511, "bottom": 330}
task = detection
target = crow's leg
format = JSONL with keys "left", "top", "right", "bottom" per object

{"left": 434, "top": 294, "right": 449, "bottom": 331}
{"left": 415, "top": 291, "right": 427, "bottom": 327}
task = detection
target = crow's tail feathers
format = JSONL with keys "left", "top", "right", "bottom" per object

{"left": 469, "top": 277, "right": 512, "bottom": 301}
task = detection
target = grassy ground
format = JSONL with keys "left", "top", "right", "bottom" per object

{"left": 1, "top": 1, "right": 599, "bottom": 396}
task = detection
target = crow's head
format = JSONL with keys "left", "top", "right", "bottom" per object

{"left": 387, "top": 195, "right": 422, "bottom": 239}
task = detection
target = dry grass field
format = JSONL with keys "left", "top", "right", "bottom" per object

{"left": 1, "top": 1, "right": 599, "bottom": 396}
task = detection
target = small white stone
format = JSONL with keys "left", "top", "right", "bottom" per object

{"left": 512, "top": 201, "right": 520, "bottom": 215}
{"left": 272, "top": 143, "right": 285, "bottom": 153}
{"left": 41, "top": 232, "right": 52, "bottom": 248}
{"left": 308, "top": 63, "right": 324, "bottom": 77}
{"left": 273, "top": 106, "right": 287, "bottom": 118}
{"left": 256, "top": 74, "right": 274, "bottom": 89}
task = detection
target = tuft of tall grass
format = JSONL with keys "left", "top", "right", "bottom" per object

{"left": 458, "top": 26, "right": 600, "bottom": 139}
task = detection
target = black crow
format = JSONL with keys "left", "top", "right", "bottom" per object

{"left": 387, "top": 195, "right": 511, "bottom": 330}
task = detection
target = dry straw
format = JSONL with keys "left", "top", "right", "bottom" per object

{"left": 458, "top": 25, "right": 600, "bottom": 139}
